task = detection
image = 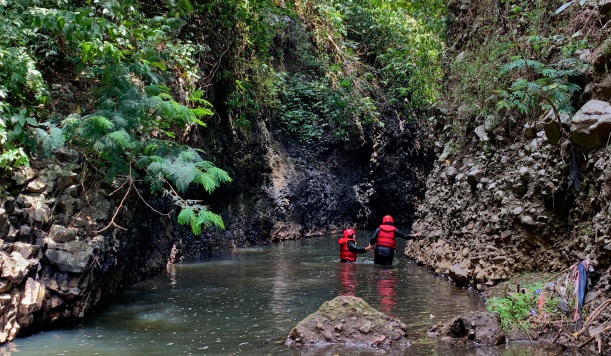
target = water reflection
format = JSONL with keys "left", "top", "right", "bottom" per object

{"left": 339, "top": 262, "right": 357, "bottom": 296}
{"left": 1, "top": 233, "right": 592, "bottom": 355}
{"left": 376, "top": 268, "right": 397, "bottom": 318}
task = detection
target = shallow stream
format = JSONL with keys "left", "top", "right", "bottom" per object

{"left": 2, "top": 233, "right": 570, "bottom": 355}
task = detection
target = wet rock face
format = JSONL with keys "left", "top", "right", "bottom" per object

{"left": 194, "top": 26, "right": 433, "bottom": 243}
{"left": 202, "top": 118, "right": 430, "bottom": 243}
{"left": 287, "top": 295, "right": 410, "bottom": 349}
{"left": 430, "top": 311, "right": 505, "bottom": 346}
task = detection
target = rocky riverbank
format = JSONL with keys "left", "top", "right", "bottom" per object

{"left": 406, "top": 0, "right": 611, "bottom": 352}
{"left": 0, "top": 149, "right": 206, "bottom": 342}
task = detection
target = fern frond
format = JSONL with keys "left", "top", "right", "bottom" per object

{"left": 526, "top": 82, "right": 541, "bottom": 93}
{"left": 177, "top": 207, "right": 196, "bottom": 226}
{"left": 143, "top": 143, "right": 160, "bottom": 155}
{"left": 566, "top": 82, "right": 580, "bottom": 93}
{"left": 188, "top": 89, "right": 207, "bottom": 104}
{"left": 144, "top": 85, "right": 163, "bottom": 96}
{"left": 87, "top": 115, "right": 114, "bottom": 133}
{"left": 196, "top": 209, "right": 225, "bottom": 230}
{"left": 516, "top": 101, "right": 530, "bottom": 115}
{"left": 194, "top": 171, "right": 218, "bottom": 193}
{"left": 111, "top": 114, "right": 128, "bottom": 127}
{"left": 550, "top": 92, "right": 570, "bottom": 110}
{"left": 510, "top": 78, "right": 529, "bottom": 90}
{"left": 540, "top": 68, "right": 557, "bottom": 78}
{"left": 179, "top": 149, "right": 201, "bottom": 163}
{"left": 165, "top": 159, "right": 197, "bottom": 193}
{"left": 501, "top": 59, "right": 544, "bottom": 75}
{"left": 496, "top": 100, "right": 512, "bottom": 111}
{"left": 146, "top": 160, "right": 162, "bottom": 171}
{"left": 190, "top": 107, "right": 213, "bottom": 119}
{"left": 61, "top": 114, "right": 80, "bottom": 128}
{"left": 205, "top": 166, "right": 232, "bottom": 183}
{"left": 93, "top": 141, "right": 106, "bottom": 152}
{"left": 196, "top": 160, "right": 215, "bottom": 170}
{"left": 120, "top": 99, "right": 139, "bottom": 109}
{"left": 107, "top": 130, "right": 131, "bottom": 149}
{"left": 35, "top": 125, "right": 64, "bottom": 157}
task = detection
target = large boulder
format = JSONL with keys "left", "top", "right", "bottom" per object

{"left": 286, "top": 295, "right": 410, "bottom": 350}
{"left": 570, "top": 100, "right": 611, "bottom": 149}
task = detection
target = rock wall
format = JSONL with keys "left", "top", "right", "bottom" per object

{"left": 406, "top": 124, "right": 611, "bottom": 287}
{"left": 405, "top": 0, "right": 611, "bottom": 347}
{"left": 197, "top": 116, "right": 430, "bottom": 243}
{"left": 183, "top": 14, "right": 433, "bottom": 244}
{"left": 0, "top": 150, "right": 180, "bottom": 342}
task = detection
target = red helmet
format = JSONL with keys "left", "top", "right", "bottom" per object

{"left": 343, "top": 228, "right": 355, "bottom": 239}
{"left": 382, "top": 215, "right": 394, "bottom": 224}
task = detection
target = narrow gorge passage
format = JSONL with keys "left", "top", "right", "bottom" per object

{"left": 4, "top": 234, "right": 568, "bottom": 355}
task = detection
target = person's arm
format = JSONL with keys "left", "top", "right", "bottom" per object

{"left": 395, "top": 228, "right": 420, "bottom": 240}
{"left": 369, "top": 228, "right": 381, "bottom": 247}
{"left": 347, "top": 241, "right": 367, "bottom": 254}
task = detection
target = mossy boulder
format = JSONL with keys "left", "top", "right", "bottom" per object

{"left": 286, "top": 295, "right": 410, "bottom": 349}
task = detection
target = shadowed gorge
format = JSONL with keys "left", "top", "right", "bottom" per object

{"left": 1, "top": 0, "right": 611, "bottom": 354}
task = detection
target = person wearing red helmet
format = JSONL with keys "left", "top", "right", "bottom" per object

{"left": 367, "top": 215, "right": 420, "bottom": 266}
{"left": 338, "top": 228, "right": 372, "bottom": 262}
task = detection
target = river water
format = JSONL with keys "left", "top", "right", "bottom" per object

{"left": 2, "top": 233, "right": 569, "bottom": 355}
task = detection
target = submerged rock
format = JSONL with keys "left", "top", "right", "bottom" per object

{"left": 286, "top": 295, "right": 410, "bottom": 349}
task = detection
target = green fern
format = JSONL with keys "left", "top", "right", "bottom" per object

{"left": 496, "top": 57, "right": 582, "bottom": 125}
{"left": 500, "top": 58, "right": 545, "bottom": 75}
{"left": 177, "top": 207, "right": 196, "bottom": 226}
{"left": 196, "top": 210, "right": 225, "bottom": 230}
{"left": 177, "top": 206, "right": 224, "bottom": 235}
{"left": 107, "top": 130, "right": 132, "bottom": 149}
{"left": 34, "top": 123, "right": 64, "bottom": 157}
{"left": 166, "top": 157, "right": 198, "bottom": 193}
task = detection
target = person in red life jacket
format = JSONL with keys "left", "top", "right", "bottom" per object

{"left": 367, "top": 215, "right": 420, "bottom": 266}
{"left": 338, "top": 228, "right": 372, "bottom": 262}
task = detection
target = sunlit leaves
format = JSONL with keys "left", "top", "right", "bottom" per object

{"left": 177, "top": 207, "right": 225, "bottom": 235}
{"left": 0, "top": 0, "right": 229, "bottom": 233}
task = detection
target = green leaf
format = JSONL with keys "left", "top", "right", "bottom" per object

{"left": 26, "top": 117, "right": 38, "bottom": 126}
{"left": 177, "top": 207, "right": 196, "bottom": 226}
{"left": 196, "top": 209, "right": 225, "bottom": 230}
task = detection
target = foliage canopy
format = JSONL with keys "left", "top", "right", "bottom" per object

{"left": 0, "top": 0, "right": 230, "bottom": 233}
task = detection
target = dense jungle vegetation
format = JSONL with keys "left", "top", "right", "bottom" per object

{"left": 0, "top": 0, "right": 445, "bottom": 232}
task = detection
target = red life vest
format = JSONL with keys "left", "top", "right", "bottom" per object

{"left": 338, "top": 237, "right": 358, "bottom": 262}
{"left": 376, "top": 225, "right": 396, "bottom": 249}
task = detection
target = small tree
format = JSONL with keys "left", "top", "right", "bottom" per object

{"left": 496, "top": 58, "right": 581, "bottom": 136}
